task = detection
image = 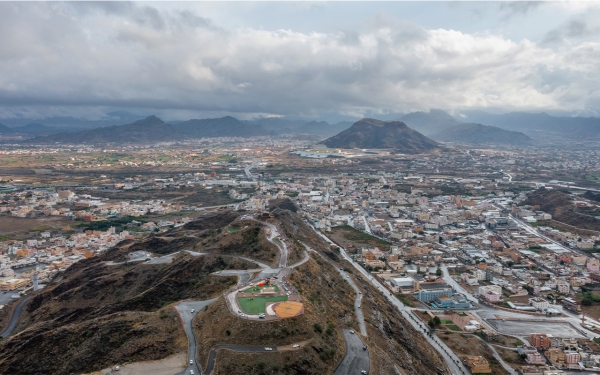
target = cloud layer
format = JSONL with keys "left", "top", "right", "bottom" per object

{"left": 0, "top": 2, "right": 599, "bottom": 119}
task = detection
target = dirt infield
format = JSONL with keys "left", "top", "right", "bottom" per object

{"left": 273, "top": 301, "right": 304, "bottom": 318}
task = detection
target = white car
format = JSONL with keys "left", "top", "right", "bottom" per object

{"left": 292, "top": 344, "right": 300, "bottom": 348}
{"left": 191, "top": 309, "right": 195, "bottom": 313}
{"left": 349, "top": 330, "right": 355, "bottom": 334}
{"left": 190, "top": 371, "right": 194, "bottom": 375}
{"left": 190, "top": 360, "right": 193, "bottom": 365}
{"left": 265, "top": 347, "right": 273, "bottom": 351}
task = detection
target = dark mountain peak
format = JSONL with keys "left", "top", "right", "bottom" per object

{"left": 321, "top": 118, "right": 439, "bottom": 153}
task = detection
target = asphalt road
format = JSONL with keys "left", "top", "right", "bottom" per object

{"left": 332, "top": 329, "right": 370, "bottom": 375}
{"left": 303, "top": 243, "right": 367, "bottom": 336}
{"left": 307, "top": 222, "right": 469, "bottom": 375}
{"left": 244, "top": 217, "right": 288, "bottom": 268}
{"left": 0, "top": 290, "right": 18, "bottom": 305}
{"left": 0, "top": 296, "right": 31, "bottom": 338}
{"left": 175, "top": 299, "right": 218, "bottom": 375}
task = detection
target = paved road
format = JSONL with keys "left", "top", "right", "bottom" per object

{"left": 0, "top": 296, "right": 31, "bottom": 338}
{"left": 440, "top": 265, "right": 478, "bottom": 305}
{"left": 307, "top": 222, "right": 468, "bottom": 375}
{"left": 303, "top": 243, "right": 367, "bottom": 336}
{"left": 471, "top": 334, "right": 517, "bottom": 375}
{"left": 245, "top": 218, "right": 288, "bottom": 268}
{"left": 332, "top": 329, "right": 370, "bottom": 375}
{"left": 289, "top": 251, "right": 310, "bottom": 269}
{"left": 175, "top": 299, "right": 218, "bottom": 375}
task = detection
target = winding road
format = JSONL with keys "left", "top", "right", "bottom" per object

{"left": 303, "top": 243, "right": 367, "bottom": 336}
{"left": 306, "top": 221, "right": 469, "bottom": 375}
{"left": 332, "top": 329, "right": 370, "bottom": 375}
{"left": 0, "top": 296, "right": 30, "bottom": 338}
{"left": 175, "top": 299, "right": 218, "bottom": 375}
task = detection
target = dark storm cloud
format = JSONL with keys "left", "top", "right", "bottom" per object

{"left": 0, "top": 2, "right": 598, "bottom": 120}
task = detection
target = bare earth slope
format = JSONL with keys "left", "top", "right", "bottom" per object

{"left": 321, "top": 118, "right": 440, "bottom": 152}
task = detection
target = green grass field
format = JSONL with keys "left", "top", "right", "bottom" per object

{"left": 227, "top": 227, "right": 241, "bottom": 233}
{"left": 243, "top": 285, "right": 280, "bottom": 293}
{"left": 237, "top": 295, "right": 288, "bottom": 314}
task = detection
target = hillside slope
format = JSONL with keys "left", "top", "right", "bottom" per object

{"left": 321, "top": 118, "right": 439, "bottom": 152}
{"left": 521, "top": 188, "right": 600, "bottom": 232}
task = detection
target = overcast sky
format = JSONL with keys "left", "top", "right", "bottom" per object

{"left": 1, "top": 1, "right": 600, "bottom": 121}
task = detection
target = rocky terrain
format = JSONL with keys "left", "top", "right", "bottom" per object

{"left": 522, "top": 188, "right": 600, "bottom": 232}
{"left": 321, "top": 118, "right": 440, "bottom": 152}
{"left": 0, "top": 206, "right": 450, "bottom": 374}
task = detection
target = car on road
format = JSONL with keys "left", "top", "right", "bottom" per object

{"left": 190, "top": 371, "right": 194, "bottom": 375}
{"left": 363, "top": 346, "right": 367, "bottom": 350}
{"left": 190, "top": 360, "right": 193, "bottom": 364}
{"left": 349, "top": 330, "right": 355, "bottom": 334}
{"left": 361, "top": 371, "right": 367, "bottom": 374}
{"left": 292, "top": 344, "right": 299, "bottom": 348}
{"left": 265, "top": 347, "right": 273, "bottom": 351}
{"left": 190, "top": 309, "right": 195, "bottom": 313}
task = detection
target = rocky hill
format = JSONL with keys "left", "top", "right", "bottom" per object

{"left": 521, "top": 188, "right": 600, "bottom": 232}
{"left": 431, "top": 123, "right": 532, "bottom": 145}
{"left": 320, "top": 118, "right": 440, "bottom": 152}
{"left": 0, "top": 208, "right": 450, "bottom": 374}
{"left": 31, "top": 116, "right": 178, "bottom": 144}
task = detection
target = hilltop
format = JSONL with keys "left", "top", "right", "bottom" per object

{"left": 431, "top": 123, "right": 532, "bottom": 145}
{"left": 320, "top": 118, "right": 440, "bottom": 152}
{"left": 0, "top": 207, "right": 450, "bottom": 375}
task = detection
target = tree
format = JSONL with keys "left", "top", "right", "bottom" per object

{"left": 582, "top": 299, "right": 593, "bottom": 306}
{"left": 436, "top": 269, "right": 442, "bottom": 277}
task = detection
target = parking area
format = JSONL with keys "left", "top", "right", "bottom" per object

{"left": 487, "top": 319, "right": 586, "bottom": 338}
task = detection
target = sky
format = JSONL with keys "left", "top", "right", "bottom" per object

{"left": 1, "top": 1, "right": 600, "bottom": 122}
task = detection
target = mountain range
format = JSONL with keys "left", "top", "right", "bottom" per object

{"left": 28, "top": 116, "right": 274, "bottom": 144}
{"left": 430, "top": 123, "right": 532, "bottom": 145}
{"left": 320, "top": 118, "right": 440, "bottom": 152}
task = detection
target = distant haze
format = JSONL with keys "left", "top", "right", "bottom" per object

{"left": 0, "top": 2, "right": 600, "bottom": 123}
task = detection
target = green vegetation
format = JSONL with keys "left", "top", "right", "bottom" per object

{"left": 30, "top": 226, "right": 53, "bottom": 232}
{"left": 440, "top": 320, "right": 454, "bottom": 324}
{"left": 581, "top": 291, "right": 600, "bottom": 306}
{"left": 332, "top": 225, "right": 391, "bottom": 245}
{"left": 242, "top": 285, "right": 280, "bottom": 293}
{"left": 78, "top": 216, "right": 147, "bottom": 231}
{"left": 447, "top": 325, "right": 462, "bottom": 332}
{"left": 237, "top": 295, "right": 288, "bottom": 314}
{"left": 428, "top": 316, "right": 441, "bottom": 329}
{"left": 0, "top": 236, "right": 12, "bottom": 241}
{"left": 227, "top": 227, "right": 241, "bottom": 233}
